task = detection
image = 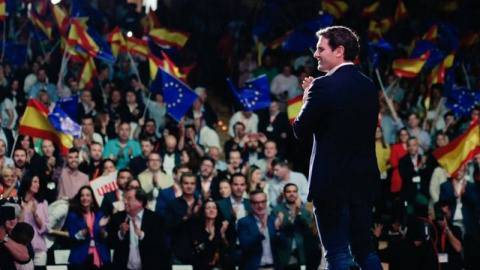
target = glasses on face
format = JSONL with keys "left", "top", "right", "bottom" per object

{"left": 148, "top": 159, "right": 161, "bottom": 162}
{"left": 251, "top": 200, "right": 267, "bottom": 205}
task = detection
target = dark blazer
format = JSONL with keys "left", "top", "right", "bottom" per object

{"left": 195, "top": 175, "right": 221, "bottom": 201}
{"left": 293, "top": 65, "right": 379, "bottom": 202}
{"left": 66, "top": 211, "right": 110, "bottom": 265}
{"left": 237, "top": 214, "right": 285, "bottom": 270}
{"left": 128, "top": 155, "right": 148, "bottom": 178}
{"left": 1, "top": 127, "right": 14, "bottom": 157}
{"left": 439, "top": 180, "right": 480, "bottom": 235}
{"left": 398, "top": 154, "right": 429, "bottom": 204}
{"left": 217, "top": 197, "right": 252, "bottom": 223}
{"left": 155, "top": 186, "right": 176, "bottom": 218}
{"left": 108, "top": 209, "right": 172, "bottom": 270}
{"left": 100, "top": 190, "right": 121, "bottom": 216}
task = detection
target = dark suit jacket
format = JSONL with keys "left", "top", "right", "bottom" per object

{"left": 398, "top": 154, "right": 429, "bottom": 203}
{"left": 108, "top": 209, "right": 172, "bottom": 270}
{"left": 155, "top": 186, "right": 176, "bottom": 217}
{"left": 237, "top": 214, "right": 286, "bottom": 270}
{"left": 66, "top": 211, "right": 110, "bottom": 265}
{"left": 293, "top": 65, "right": 380, "bottom": 202}
{"left": 1, "top": 128, "right": 14, "bottom": 157}
{"left": 128, "top": 155, "right": 148, "bottom": 178}
{"left": 100, "top": 190, "right": 121, "bottom": 216}
{"left": 439, "top": 180, "right": 480, "bottom": 235}
{"left": 195, "top": 175, "right": 221, "bottom": 201}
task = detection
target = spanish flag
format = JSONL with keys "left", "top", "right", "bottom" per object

{"left": 368, "top": 20, "right": 382, "bottom": 42}
{"left": 149, "top": 28, "right": 190, "bottom": 50}
{"left": 287, "top": 95, "right": 303, "bottom": 125}
{"left": 394, "top": 0, "right": 408, "bottom": 21}
{"left": 392, "top": 51, "right": 430, "bottom": 78}
{"left": 321, "top": 0, "right": 348, "bottom": 19}
{"left": 0, "top": 0, "right": 6, "bottom": 21}
{"left": 267, "top": 30, "right": 293, "bottom": 49}
{"left": 148, "top": 52, "right": 188, "bottom": 83}
{"left": 361, "top": 2, "right": 380, "bottom": 17}
{"left": 422, "top": 24, "right": 438, "bottom": 43}
{"left": 50, "top": 3, "right": 69, "bottom": 36}
{"left": 141, "top": 7, "right": 160, "bottom": 33}
{"left": 78, "top": 56, "right": 97, "bottom": 90}
{"left": 126, "top": 36, "right": 149, "bottom": 57}
{"left": 433, "top": 118, "right": 480, "bottom": 176}
{"left": 30, "top": 10, "right": 52, "bottom": 40}
{"left": 379, "top": 17, "right": 394, "bottom": 34}
{"left": 18, "top": 99, "right": 74, "bottom": 156}
{"left": 107, "top": 27, "right": 127, "bottom": 59}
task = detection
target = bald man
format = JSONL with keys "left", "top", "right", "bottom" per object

{"left": 159, "top": 135, "right": 181, "bottom": 175}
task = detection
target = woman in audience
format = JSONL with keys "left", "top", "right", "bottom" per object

{"left": 390, "top": 128, "right": 409, "bottom": 196}
{"left": 66, "top": 186, "right": 110, "bottom": 270}
{"left": 18, "top": 174, "right": 49, "bottom": 270}
{"left": 218, "top": 179, "right": 232, "bottom": 199}
{"left": 246, "top": 165, "right": 270, "bottom": 202}
{"left": 193, "top": 199, "right": 230, "bottom": 270}
{"left": 0, "top": 167, "right": 18, "bottom": 199}
{"left": 16, "top": 135, "right": 38, "bottom": 164}
{"left": 99, "top": 159, "right": 116, "bottom": 176}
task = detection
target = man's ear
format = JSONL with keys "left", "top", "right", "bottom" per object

{"left": 335, "top": 45, "right": 345, "bottom": 58}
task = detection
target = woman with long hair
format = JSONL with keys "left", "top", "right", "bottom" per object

{"left": 390, "top": 128, "right": 409, "bottom": 195}
{"left": 18, "top": 174, "right": 49, "bottom": 270}
{"left": 16, "top": 135, "right": 38, "bottom": 164}
{"left": 99, "top": 159, "right": 116, "bottom": 176}
{"left": 66, "top": 186, "right": 110, "bottom": 270}
{"left": 193, "top": 199, "right": 230, "bottom": 270}
{"left": 246, "top": 165, "right": 270, "bottom": 202}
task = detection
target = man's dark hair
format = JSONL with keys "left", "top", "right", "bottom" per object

{"left": 89, "top": 142, "right": 102, "bottom": 150}
{"left": 81, "top": 115, "right": 95, "bottom": 123}
{"left": 173, "top": 164, "right": 190, "bottom": 175}
{"left": 140, "top": 138, "right": 154, "bottom": 146}
{"left": 271, "top": 158, "right": 288, "bottom": 168}
{"left": 68, "top": 148, "right": 79, "bottom": 155}
{"left": 233, "top": 122, "right": 245, "bottom": 130}
{"left": 180, "top": 172, "right": 196, "bottom": 184}
{"left": 117, "top": 168, "right": 132, "bottom": 179}
{"left": 231, "top": 172, "right": 247, "bottom": 184}
{"left": 132, "top": 188, "right": 148, "bottom": 208}
{"left": 184, "top": 124, "right": 196, "bottom": 133}
{"left": 316, "top": 26, "right": 359, "bottom": 62}
{"left": 13, "top": 148, "right": 27, "bottom": 156}
{"left": 201, "top": 156, "right": 215, "bottom": 166}
{"left": 443, "top": 111, "right": 455, "bottom": 122}
{"left": 249, "top": 189, "right": 266, "bottom": 199}
{"left": 283, "top": 183, "right": 298, "bottom": 193}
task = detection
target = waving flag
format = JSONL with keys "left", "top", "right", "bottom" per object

{"left": 33, "top": 0, "right": 48, "bottom": 17}
{"left": 0, "top": 0, "right": 5, "bottom": 20}
{"left": 150, "top": 68, "right": 199, "bottom": 121}
{"left": 422, "top": 24, "right": 438, "bottom": 43}
{"left": 394, "top": 0, "right": 408, "bottom": 21}
{"left": 361, "top": 2, "right": 380, "bottom": 17}
{"left": 141, "top": 7, "right": 161, "bottom": 33}
{"left": 267, "top": 30, "right": 293, "bottom": 49}
{"left": 149, "top": 28, "right": 190, "bottom": 50}
{"left": 392, "top": 51, "right": 430, "bottom": 78}
{"left": 78, "top": 56, "right": 97, "bottom": 89}
{"left": 410, "top": 40, "right": 444, "bottom": 68}
{"left": 368, "top": 20, "right": 382, "bottom": 42}
{"left": 56, "top": 95, "right": 79, "bottom": 121}
{"left": 427, "top": 52, "right": 455, "bottom": 89}
{"left": 48, "top": 105, "right": 82, "bottom": 138}
{"left": 227, "top": 75, "right": 271, "bottom": 112}
{"left": 67, "top": 19, "right": 115, "bottom": 63}
{"left": 71, "top": 0, "right": 104, "bottom": 26}
{"left": 19, "top": 99, "right": 74, "bottom": 156}
{"left": 287, "top": 95, "right": 303, "bottom": 125}
{"left": 0, "top": 42, "right": 27, "bottom": 67}
{"left": 321, "top": 0, "right": 348, "bottom": 19}
{"left": 107, "top": 27, "right": 127, "bottom": 59}
{"left": 50, "top": 3, "right": 69, "bottom": 36}
{"left": 433, "top": 119, "right": 480, "bottom": 176}
{"left": 126, "top": 36, "right": 149, "bottom": 57}
{"left": 30, "top": 10, "right": 52, "bottom": 40}
{"left": 380, "top": 17, "right": 394, "bottom": 34}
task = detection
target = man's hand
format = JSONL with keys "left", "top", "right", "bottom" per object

{"left": 99, "top": 216, "right": 110, "bottom": 227}
{"left": 193, "top": 200, "right": 203, "bottom": 216}
{"left": 371, "top": 223, "right": 383, "bottom": 238}
{"left": 47, "top": 156, "right": 56, "bottom": 168}
{"left": 275, "top": 212, "right": 284, "bottom": 230}
{"left": 302, "top": 76, "right": 315, "bottom": 103}
{"left": 119, "top": 218, "right": 130, "bottom": 237}
{"left": 220, "top": 221, "right": 229, "bottom": 239}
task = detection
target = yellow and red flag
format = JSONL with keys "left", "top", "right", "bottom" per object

{"left": 18, "top": 99, "right": 74, "bottom": 156}
{"left": 394, "top": 0, "right": 408, "bottom": 21}
{"left": 361, "top": 2, "right": 380, "bottom": 17}
{"left": 126, "top": 36, "right": 149, "bottom": 57}
{"left": 321, "top": 0, "right": 348, "bottom": 19}
{"left": 107, "top": 27, "right": 127, "bottom": 58}
{"left": 287, "top": 95, "right": 303, "bottom": 125}
{"left": 267, "top": 30, "right": 293, "bottom": 49}
{"left": 427, "top": 51, "right": 455, "bottom": 89}
{"left": 148, "top": 52, "right": 188, "bottom": 83}
{"left": 368, "top": 20, "right": 382, "bottom": 42}
{"left": 392, "top": 51, "right": 430, "bottom": 78}
{"left": 78, "top": 56, "right": 97, "bottom": 90}
{"left": 30, "top": 10, "right": 52, "bottom": 40}
{"left": 433, "top": 118, "right": 480, "bottom": 176}
{"left": 422, "top": 24, "right": 438, "bottom": 43}
{"left": 0, "top": 0, "right": 6, "bottom": 21}
{"left": 379, "top": 17, "right": 394, "bottom": 34}
{"left": 149, "top": 28, "right": 190, "bottom": 50}
{"left": 50, "top": 3, "right": 69, "bottom": 36}
{"left": 141, "top": 7, "right": 161, "bottom": 33}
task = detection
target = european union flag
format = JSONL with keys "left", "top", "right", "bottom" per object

{"left": 0, "top": 42, "right": 27, "bottom": 67}
{"left": 85, "top": 26, "right": 115, "bottom": 63}
{"left": 410, "top": 40, "right": 444, "bottom": 69}
{"left": 71, "top": 0, "right": 105, "bottom": 27}
{"left": 227, "top": 75, "right": 271, "bottom": 112}
{"left": 57, "top": 95, "right": 79, "bottom": 123}
{"left": 48, "top": 105, "right": 82, "bottom": 138}
{"left": 150, "top": 68, "right": 199, "bottom": 122}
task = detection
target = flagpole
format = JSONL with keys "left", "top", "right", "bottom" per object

{"left": 1, "top": 18, "right": 6, "bottom": 60}
{"left": 9, "top": 134, "right": 18, "bottom": 159}
{"left": 461, "top": 63, "right": 471, "bottom": 89}
{"left": 127, "top": 51, "right": 141, "bottom": 82}
{"left": 375, "top": 68, "right": 399, "bottom": 121}
{"left": 142, "top": 92, "right": 152, "bottom": 119}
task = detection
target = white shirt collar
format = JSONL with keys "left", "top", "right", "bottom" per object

{"left": 326, "top": 62, "right": 354, "bottom": 76}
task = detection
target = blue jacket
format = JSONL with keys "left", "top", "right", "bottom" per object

{"left": 66, "top": 211, "right": 110, "bottom": 265}
{"left": 237, "top": 214, "right": 286, "bottom": 270}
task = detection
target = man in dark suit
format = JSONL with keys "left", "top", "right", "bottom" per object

{"left": 108, "top": 187, "right": 172, "bottom": 270}
{"left": 399, "top": 137, "right": 429, "bottom": 216}
{"left": 237, "top": 190, "right": 285, "bottom": 270}
{"left": 155, "top": 164, "right": 191, "bottom": 217}
{"left": 196, "top": 156, "right": 221, "bottom": 200}
{"left": 292, "top": 26, "right": 382, "bottom": 269}
{"left": 128, "top": 138, "right": 154, "bottom": 178}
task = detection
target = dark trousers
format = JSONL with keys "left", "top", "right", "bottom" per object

{"left": 313, "top": 199, "right": 383, "bottom": 270}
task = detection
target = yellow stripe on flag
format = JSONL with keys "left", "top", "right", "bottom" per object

{"left": 287, "top": 95, "right": 303, "bottom": 125}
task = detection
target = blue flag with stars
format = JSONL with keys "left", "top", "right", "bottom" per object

{"left": 150, "top": 68, "right": 199, "bottom": 122}
{"left": 57, "top": 95, "right": 80, "bottom": 123}
{"left": 48, "top": 105, "right": 82, "bottom": 138}
{"left": 227, "top": 74, "right": 271, "bottom": 112}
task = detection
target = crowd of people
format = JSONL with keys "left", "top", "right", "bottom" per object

{"left": 1, "top": 0, "right": 480, "bottom": 270}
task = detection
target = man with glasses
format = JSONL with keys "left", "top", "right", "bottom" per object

{"left": 238, "top": 190, "right": 285, "bottom": 270}
{"left": 138, "top": 153, "right": 174, "bottom": 210}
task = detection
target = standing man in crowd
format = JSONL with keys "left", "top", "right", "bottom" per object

{"left": 293, "top": 26, "right": 382, "bottom": 269}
